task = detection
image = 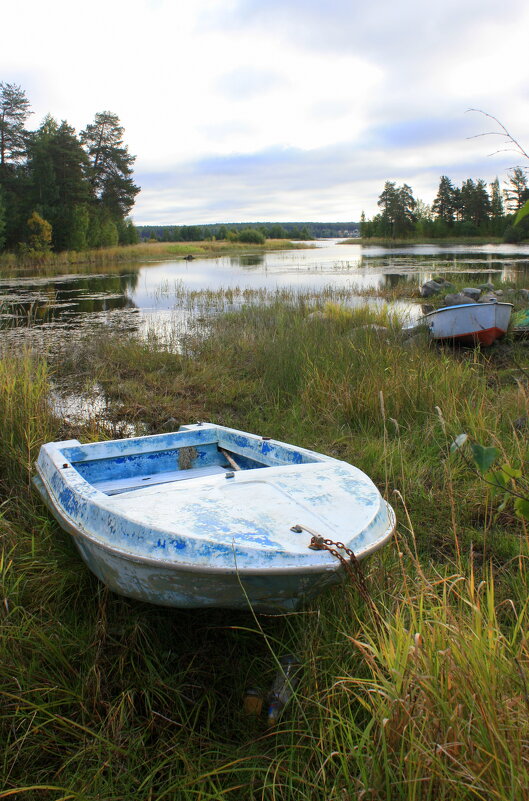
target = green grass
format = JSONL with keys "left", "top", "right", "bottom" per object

{"left": 2, "top": 299, "right": 529, "bottom": 799}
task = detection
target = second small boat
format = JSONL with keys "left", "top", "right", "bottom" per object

{"left": 420, "top": 300, "right": 513, "bottom": 346}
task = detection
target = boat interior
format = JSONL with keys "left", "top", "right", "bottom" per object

{"left": 61, "top": 432, "right": 321, "bottom": 497}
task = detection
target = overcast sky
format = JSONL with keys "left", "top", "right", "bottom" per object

{"left": 3, "top": 0, "right": 529, "bottom": 224}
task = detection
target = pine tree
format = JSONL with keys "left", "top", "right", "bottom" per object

{"left": 0, "top": 84, "right": 140, "bottom": 252}
{"left": 28, "top": 117, "right": 92, "bottom": 250}
{"left": 81, "top": 111, "right": 139, "bottom": 221}
{"left": 0, "top": 185, "right": 6, "bottom": 249}
{"left": 0, "top": 82, "right": 31, "bottom": 169}
{"left": 377, "top": 181, "right": 416, "bottom": 237}
{"left": 490, "top": 177, "right": 504, "bottom": 218}
{"left": 28, "top": 115, "right": 60, "bottom": 215}
{"left": 0, "top": 83, "right": 32, "bottom": 247}
{"left": 395, "top": 184, "right": 416, "bottom": 234}
{"left": 471, "top": 179, "right": 491, "bottom": 227}
{"left": 452, "top": 187, "right": 463, "bottom": 221}
{"left": 459, "top": 179, "right": 491, "bottom": 228}
{"left": 459, "top": 179, "right": 476, "bottom": 224}
{"left": 432, "top": 176, "right": 456, "bottom": 224}
{"left": 377, "top": 181, "right": 398, "bottom": 236}
{"left": 504, "top": 167, "right": 529, "bottom": 212}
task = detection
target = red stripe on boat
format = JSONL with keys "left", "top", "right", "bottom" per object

{"left": 440, "top": 326, "right": 506, "bottom": 346}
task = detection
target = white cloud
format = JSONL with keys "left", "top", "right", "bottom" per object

{"left": 1, "top": 0, "right": 529, "bottom": 223}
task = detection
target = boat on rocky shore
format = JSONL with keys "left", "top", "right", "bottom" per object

{"left": 33, "top": 423, "right": 395, "bottom": 612}
{"left": 419, "top": 300, "right": 513, "bottom": 346}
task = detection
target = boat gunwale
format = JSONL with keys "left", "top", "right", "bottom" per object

{"left": 60, "top": 423, "right": 332, "bottom": 466}
{"left": 33, "top": 470, "right": 396, "bottom": 576}
{"left": 422, "top": 301, "right": 514, "bottom": 318}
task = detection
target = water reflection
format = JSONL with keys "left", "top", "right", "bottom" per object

{"left": 0, "top": 270, "right": 139, "bottom": 329}
{"left": 234, "top": 254, "right": 265, "bottom": 268}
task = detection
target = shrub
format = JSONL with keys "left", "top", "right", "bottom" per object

{"left": 237, "top": 227, "right": 266, "bottom": 244}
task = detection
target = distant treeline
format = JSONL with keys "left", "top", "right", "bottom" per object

{"left": 361, "top": 171, "right": 529, "bottom": 241}
{"left": 0, "top": 82, "right": 140, "bottom": 256}
{"left": 136, "top": 221, "right": 359, "bottom": 243}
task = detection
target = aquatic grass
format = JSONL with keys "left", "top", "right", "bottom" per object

{"left": 195, "top": 300, "right": 501, "bottom": 438}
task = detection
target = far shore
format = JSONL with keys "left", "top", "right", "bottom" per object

{"left": 0, "top": 239, "right": 313, "bottom": 278}
{"left": 340, "top": 235, "right": 515, "bottom": 246}
{"left": 5, "top": 234, "right": 529, "bottom": 280}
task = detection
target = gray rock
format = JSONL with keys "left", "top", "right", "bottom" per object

{"left": 462, "top": 287, "right": 481, "bottom": 300}
{"left": 443, "top": 293, "right": 473, "bottom": 306}
{"left": 420, "top": 280, "right": 444, "bottom": 298}
{"left": 478, "top": 282, "right": 495, "bottom": 291}
{"left": 479, "top": 293, "right": 499, "bottom": 303}
{"left": 494, "top": 289, "right": 504, "bottom": 296}
{"left": 432, "top": 277, "right": 455, "bottom": 289}
{"left": 421, "top": 304, "right": 434, "bottom": 314}
{"left": 519, "top": 288, "right": 529, "bottom": 300}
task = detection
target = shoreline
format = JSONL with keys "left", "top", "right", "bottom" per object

{"left": 341, "top": 235, "right": 512, "bottom": 246}
{"left": 0, "top": 239, "right": 313, "bottom": 278}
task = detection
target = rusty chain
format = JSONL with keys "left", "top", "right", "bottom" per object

{"left": 304, "top": 531, "right": 383, "bottom": 627}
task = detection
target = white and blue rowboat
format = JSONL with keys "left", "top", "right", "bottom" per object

{"left": 33, "top": 423, "right": 395, "bottom": 612}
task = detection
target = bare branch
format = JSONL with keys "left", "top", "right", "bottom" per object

{"left": 486, "top": 150, "right": 526, "bottom": 160}
{"left": 467, "top": 108, "right": 529, "bottom": 163}
{"left": 467, "top": 132, "right": 512, "bottom": 139}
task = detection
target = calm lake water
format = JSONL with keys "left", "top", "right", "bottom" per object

{"left": 3, "top": 240, "right": 529, "bottom": 351}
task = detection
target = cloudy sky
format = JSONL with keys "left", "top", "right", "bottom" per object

{"left": 3, "top": 0, "right": 529, "bottom": 224}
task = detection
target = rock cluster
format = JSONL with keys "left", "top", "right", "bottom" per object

{"left": 419, "top": 279, "right": 528, "bottom": 307}
{"left": 420, "top": 278, "right": 454, "bottom": 298}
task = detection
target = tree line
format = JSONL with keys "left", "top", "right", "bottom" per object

{"left": 135, "top": 222, "right": 356, "bottom": 243}
{"left": 361, "top": 169, "right": 529, "bottom": 241}
{"left": 0, "top": 82, "right": 140, "bottom": 255}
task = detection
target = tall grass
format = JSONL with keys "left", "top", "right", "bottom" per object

{"left": 0, "top": 351, "right": 56, "bottom": 497}
{"left": 2, "top": 302, "right": 529, "bottom": 798}
{"left": 283, "top": 551, "right": 529, "bottom": 801}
